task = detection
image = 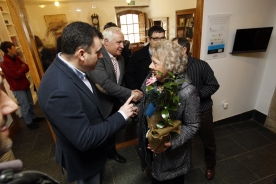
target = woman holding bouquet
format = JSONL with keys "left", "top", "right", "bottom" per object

{"left": 138, "top": 40, "right": 201, "bottom": 184}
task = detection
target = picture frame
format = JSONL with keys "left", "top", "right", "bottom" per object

{"left": 179, "top": 18, "right": 185, "bottom": 27}
{"left": 44, "top": 14, "right": 67, "bottom": 30}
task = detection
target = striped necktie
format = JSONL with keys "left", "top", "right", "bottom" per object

{"left": 111, "top": 57, "right": 118, "bottom": 82}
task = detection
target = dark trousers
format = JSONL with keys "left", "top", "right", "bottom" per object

{"left": 107, "top": 102, "right": 121, "bottom": 157}
{"left": 76, "top": 167, "right": 105, "bottom": 184}
{"left": 198, "top": 109, "right": 216, "bottom": 168}
{"left": 151, "top": 175, "right": 185, "bottom": 184}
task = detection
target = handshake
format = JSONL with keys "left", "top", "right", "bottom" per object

{"left": 119, "top": 89, "right": 143, "bottom": 119}
{"left": 131, "top": 89, "right": 143, "bottom": 102}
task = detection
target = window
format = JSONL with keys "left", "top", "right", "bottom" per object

{"left": 116, "top": 10, "right": 146, "bottom": 43}
{"left": 120, "top": 14, "right": 139, "bottom": 43}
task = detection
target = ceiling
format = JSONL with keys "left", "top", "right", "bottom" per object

{"left": 23, "top": 0, "right": 128, "bottom": 5}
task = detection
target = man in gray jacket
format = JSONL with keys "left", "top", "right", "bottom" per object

{"left": 87, "top": 27, "right": 143, "bottom": 163}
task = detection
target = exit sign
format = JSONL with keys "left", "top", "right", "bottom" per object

{"left": 128, "top": 1, "right": 135, "bottom": 5}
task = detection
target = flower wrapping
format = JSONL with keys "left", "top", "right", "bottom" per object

{"left": 146, "top": 114, "right": 181, "bottom": 152}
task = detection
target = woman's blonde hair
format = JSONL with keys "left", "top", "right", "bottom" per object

{"left": 151, "top": 40, "right": 187, "bottom": 74}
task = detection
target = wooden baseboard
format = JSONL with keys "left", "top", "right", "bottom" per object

{"left": 116, "top": 139, "right": 138, "bottom": 150}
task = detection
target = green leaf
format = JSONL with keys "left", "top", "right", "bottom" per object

{"left": 168, "top": 119, "right": 173, "bottom": 126}
{"left": 161, "top": 109, "right": 169, "bottom": 121}
{"left": 168, "top": 71, "right": 174, "bottom": 78}
{"left": 157, "top": 121, "right": 166, "bottom": 129}
{"left": 173, "top": 96, "right": 179, "bottom": 103}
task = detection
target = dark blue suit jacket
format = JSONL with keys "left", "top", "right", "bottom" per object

{"left": 38, "top": 55, "right": 126, "bottom": 182}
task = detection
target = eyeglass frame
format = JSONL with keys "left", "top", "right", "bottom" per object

{"left": 149, "top": 36, "right": 166, "bottom": 41}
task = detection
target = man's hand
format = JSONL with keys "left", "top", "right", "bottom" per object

{"left": 119, "top": 95, "right": 138, "bottom": 118}
{"left": 131, "top": 90, "right": 143, "bottom": 102}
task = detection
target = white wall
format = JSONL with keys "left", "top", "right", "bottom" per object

{"left": 201, "top": 0, "right": 276, "bottom": 121}
{"left": 255, "top": 17, "right": 276, "bottom": 114}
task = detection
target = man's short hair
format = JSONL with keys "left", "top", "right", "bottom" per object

{"left": 147, "top": 26, "right": 165, "bottom": 37}
{"left": 61, "top": 21, "right": 103, "bottom": 55}
{"left": 177, "top": 37, "right": 190, "bottom": 53}
{"left": 103, "top": 27, "right": 122, "bottom": 43}
{"left": 104, "top": 22, "right": 117, "bottom": 30}
{"left": 0, "top": 41, "right": 14, "bottom": 54}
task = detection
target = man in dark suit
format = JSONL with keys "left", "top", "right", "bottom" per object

{"left": 38, "top": 21, "right": 138, "bottom": 183}
{"left": 176, "top": 37, "right": 220, "bottom": 180}
{"left": 124, "top": 26, "right": 165, "bottom": 90}
{"left": 87, "top": 27, "right": 143, "bottom": 163}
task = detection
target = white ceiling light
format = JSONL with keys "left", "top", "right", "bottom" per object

{"left": 39, "top": 5, "right": 45, "bottom": 8}
{"left": 54, "top": 1, "right": 60, "bottom": 7}
{"left": 126, "top": 0, "right": 131, "bottom": 3}
{"left": 76, "top": 9, "right": 81, "bottom": 12}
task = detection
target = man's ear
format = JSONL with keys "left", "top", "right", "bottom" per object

{"left": 183, "top": 47, "right": 188, "bottom": 55}
{"left": 77, "top": 48, "right": 85, "bottom": 61}
{"left": 103, "top": 38, "right": 109, "bottom": 47}
{"left": 147, "top": 36, "right": 150, "bottom": 43}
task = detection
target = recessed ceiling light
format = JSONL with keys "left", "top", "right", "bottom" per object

{"left": 54, "top": 1, "right": 60, "bottom": 7}
{"left": 39, "top": 5, "right": 45, "bottom": 8}
{"left": 92, "top": 5, "right": 96, "bottom": 9}
{"left": 76, "top": 9, "right": 81, "bottom": 12}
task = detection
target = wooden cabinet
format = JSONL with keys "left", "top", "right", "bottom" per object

{"left": 176, "top": 9, "right": 196, "bottom": 55}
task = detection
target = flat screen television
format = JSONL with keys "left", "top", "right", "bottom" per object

{"left": 231, "top": 27, "right": 273, "bottom": 54}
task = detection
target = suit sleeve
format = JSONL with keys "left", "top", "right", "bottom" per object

{"left": 42, "top": 88, "right": 126, "bottom": 151}
{"left": 198, "top": 62, "right": 220, "bottom": 99}
{"left": 87, "top": 57, "right": 131, "bottom": 101}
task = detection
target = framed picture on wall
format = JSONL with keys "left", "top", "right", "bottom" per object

{"left": 179, "top": 18, "right": 185, "bottom": 27}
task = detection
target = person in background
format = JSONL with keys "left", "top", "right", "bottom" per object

{"left": 38, "top": 21, "right": 138, "bottom": 183}
{"left": 34, "top": 35, "right": 54, "bottom": 72}
{"left": 103, "top": 22, "right": 117, "bottom": 30}
{"left": 138, "top": 40, "right": 200, "bottom": 184}
{"left": 124, "top": 26, "right": 165, "bottom": 90}
{"left": 56, "top": 36, "right": 62, "bottom": 53}
{"left": 0, "top": 41, "right": 44, "bottom": 129}
{"left": 103, "top": 22, "right": 131, "bottom": 67}
{"left": 174, "top": 37, "right": 220, "bottom": 180}
{"left": 87, "top": 27, "right": 143, "bottom": 164}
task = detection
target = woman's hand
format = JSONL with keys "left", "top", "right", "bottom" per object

{"left": 147, "top": 142, "right": 171, "bottom": 154}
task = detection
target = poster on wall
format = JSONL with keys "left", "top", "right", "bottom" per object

{"left": 204, "top": 14, "right": 231, "bottom": 60}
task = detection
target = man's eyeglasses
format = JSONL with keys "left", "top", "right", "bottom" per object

{"left": 149, "top": 37, "right": 166, "bottom": 41}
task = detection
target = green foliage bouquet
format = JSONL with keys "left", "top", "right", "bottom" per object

{"left": 146, "top": 71, "right": 185, "bottom": 129}
{"left": 145, "top": 71, "right": 185, "bottom": 152}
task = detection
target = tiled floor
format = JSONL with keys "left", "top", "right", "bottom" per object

{"left": 11, "top": 103, "right": 276, "bottom": 184}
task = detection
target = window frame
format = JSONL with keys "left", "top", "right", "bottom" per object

{"left": 116, "top": 10, "right": 143, "bottom": 43}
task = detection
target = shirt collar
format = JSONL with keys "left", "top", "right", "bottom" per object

{"left": 148, "top": 47, "right": 152, "bottom": 57}
{"left": 58, "top": 53, "right": 86, "bottom": 79}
